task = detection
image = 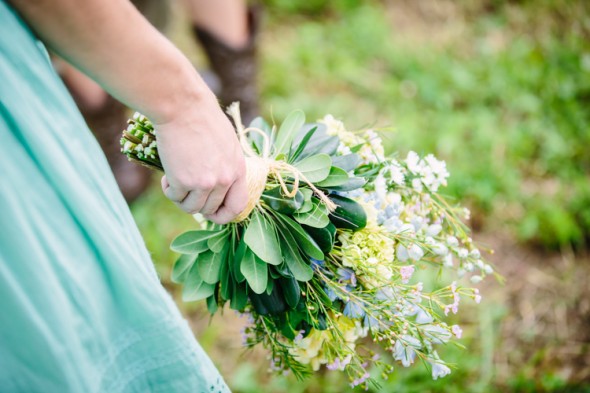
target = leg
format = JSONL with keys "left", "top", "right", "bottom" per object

{"left": 185, "top": 0, "right": 260, "bottom": 124}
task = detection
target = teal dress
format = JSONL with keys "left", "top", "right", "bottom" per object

{"left": 0, "top": 2, "right": 230, "bottom": 392}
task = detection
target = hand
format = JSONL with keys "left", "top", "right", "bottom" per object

{"left": 155, "top": 95, "right": 248, "bottom": 224}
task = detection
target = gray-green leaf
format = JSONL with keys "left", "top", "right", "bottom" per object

{"left": 279, "top": 230, "right": 314, "bottom": 282}
{"left": 293, "top": 198, "right": 330, "bottom": 228}
{"left": 273, "top": 110, "right": 305, "bottom": 158}
{"left": 182, "top": 264, "right": 215, "bottom": 301}
{"left": 171, "top": 253, "right": 198, "bottom": 284}
{"left": 197, "top": 249, "right": 225, "bottom": 284}
{"left": 244, "top": 210, "right": 282, "bottom": 265}
{"left": 293, "top": 154, "right": 332, "bottom": 183}
{"left": 240, "top": 248, "right": 268, "bottom": 294}
{"left": 316, "top": 166, "right": 350, "bottom": 187}
{"left": 171, "top": 230, "right": 222, "bottom": 254}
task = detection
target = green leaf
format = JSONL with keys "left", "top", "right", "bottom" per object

{"left": 316, "top": 166, "right": 350, "bottom": 187}
{"left": 207, "top": 229, "right": 229, "bottom": 253}
{"left": 294, "top": 123, "right": 339, "bottom": 159}
{"left": 332, "top": 154, "right": 361, "bottom": 172}
{"left": 265, "top": 276, "right": 275, "bottom": 295}
{"left": 182, "top": 264, "right": 215, "bottom": 301}
{"left": 231, "top": 281, "right": 248, "bottom": 311}
{"left": 276, "top": 214, "right": 324, "bottom": 260}
{"left": 206, "top": 293, "right": 218, "bottom": 314}
{"left": 302, "top": 223, "right": 336, "bottom": 253}
{"left": 244, "top": 210, "right": 282, "bottom": 265}
{"left": 293, "top": 154, "right": 332, "bottom": 183}
{"left": 297, "top": 188, "right": 314, "bottom": 213}
{"left": 293, "top": 198, "right": 330, "bottom": 228}
{"left": 274, "top": 110, "right": 305, "bottom": 157}
{"left": 171, "top": 230, "right": 223, "bottom": 254}
{"left": 278, "top": 230, "right": 314, "bottom": 281}
{"left": 289, "top": 126, "right": 317, "bottom": 163}
{"left": 220, "top": 251, "right": 232, "bottom": 300}
{"left": 326, "top": 177, "right": 366, "bottom": 192}
{"left": 248, "top": 116, "right": 272, "bottom": 154}
{"left": 261, "top": 185, "right": 304, "bottom": 214}
{"left": 171, "top": 253, "right": 197, "bottom": 284}
{"left": 281, "top": 276, "right": 301, "bottom": 309}
{"left": 197, "top": 248, "right": 225, "bottom": 284}
{"left": 240, "top": 248, "right": 268, "bottom": 294}
{"left": 232, "top": 239, "right": 247, "bottom": 283}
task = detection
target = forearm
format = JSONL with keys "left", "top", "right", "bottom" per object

{"left": 11, "top": 0, "right": 211, "bottom": 123}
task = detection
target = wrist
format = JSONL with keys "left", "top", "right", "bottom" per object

{"left": 145, "top": 59, "right": 216, "bottom": 126}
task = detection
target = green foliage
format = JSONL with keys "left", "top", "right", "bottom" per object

{"left": 260, "top": 1, "right": 590, "bottom": 249}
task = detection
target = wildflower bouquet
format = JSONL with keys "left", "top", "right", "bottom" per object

{"left": 121, "top": 104, "right": 494, "bottom": 388}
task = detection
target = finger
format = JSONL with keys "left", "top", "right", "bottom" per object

{"left": 199, "top": 182, "right": 232, "bottom": 216}
{"left": 179, "top": 189, "right": 209, "bottom": 214}
{"left": 161, "top": 175, "right": 169, "bottom": 193}
{"left": 205, "top": 177, "right": 248, "bottom": 224}
{"left": 163, "top": 182, "right": 189, "bottom": 204}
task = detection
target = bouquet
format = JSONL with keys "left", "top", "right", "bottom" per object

{"left": 121, "top": 104, "right": 495, "bottom": 389}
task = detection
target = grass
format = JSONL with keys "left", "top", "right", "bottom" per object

{"left": 130, "top": 0, "right": 590, "bottom": 391}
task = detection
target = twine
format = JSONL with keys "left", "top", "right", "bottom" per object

{"left": 228, "top": 103, "right": 336, "bottom": 222}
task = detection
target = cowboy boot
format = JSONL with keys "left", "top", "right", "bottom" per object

{"left": 64, "top": 78, "right": 152, "bottom": 204}
{"left": 193, "top": 6, "right": 261, "bottom": 125}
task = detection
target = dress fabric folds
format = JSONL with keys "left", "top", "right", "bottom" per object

{"left": 0, "top": 2, "right": 230, "bottom": 392}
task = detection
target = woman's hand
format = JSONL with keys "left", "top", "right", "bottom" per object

{"left": 11, "top": 0, "right": 249, "bottom": 223}
{"left": 155, "top": 95, "right": 248, "bottom": 224}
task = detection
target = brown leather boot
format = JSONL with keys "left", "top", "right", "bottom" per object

{"left": 69, "top": 88, "right": 152, "bottom": 203}
{"left": 193, "top": 6, "right": 261, "bottom": 125}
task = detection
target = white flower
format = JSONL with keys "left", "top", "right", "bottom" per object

{"left": 415, "top": 308, "right": 434, "bottom": 324}
{"left": 443, "top": 254, "right": 454, "bottom": 267}
{"left": 426, "top": 224, "right": 443, "bottom": 237}
{"left": 393, "top": 336, "right": 421, "bottom": 367}
{"left": 396, "top": 244, "right": 409, "bottom": 262}
{"left": 408, "top": 244, "right": 424, "bottom": 261}
{"left": 470, "top": 275, "right": 483, "bottom": 284}
{"left": 431, "top": 362, "right": 451, "bottom": 380}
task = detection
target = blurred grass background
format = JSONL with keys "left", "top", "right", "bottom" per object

{"left": 130, "top": 0, "right": 590, "bottom": 391}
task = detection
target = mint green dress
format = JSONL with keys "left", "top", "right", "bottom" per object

{"left": 0, "top": 2, "right": 230, "bottom": 392}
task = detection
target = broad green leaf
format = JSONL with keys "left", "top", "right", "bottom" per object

{"left": 207, "top": 229, "right": 229, "bottom": 253}
{"left": 327, "top": 177, "right": 367, "bottom": 192}
{"left": 332, "top": 153, "right": 361, "bottom": 172}
{"left": 274, "top": 110, "right": 305, "bottom": 157}
{"left": 296, "top": 188, "right": 314, "bottom": 214}
{"left": 277, "top": 214, "right": 324, "bottom": 260}
{"left": 293, "top": 154, "right": 332, "bottom": 183}
{"left": 261, "top": 185, "right": 303, "bottom": 214}
{"left": 279, "top": 230, "right": 314, "bottom": 281}
{"left": 281, "top": 276, "right": 301, "bottom": 308}
{"left": 182, "top": 264, "right": 215, "bottom": 301}
{"left": 294, "top": 123, "right": 339, "bottom": 160}
{"left": 206, "top": 294, "right": 218, "bottom": 314}
{"left": 240, "top": 248, "right": 268, "bottom": 294}
{"left": 316, "top": 166, "right": 350, "bottom": 187}
{"left": 232, "top": 239, "right": 247, "bottom": 283}
{"left": 248, "top": 116, "right": 272, "bottom": 154}
{"left": 265, "top": 277, "right": 274, "bottom": 295}
{"left": 220, "top": 251, "right": 232, "bottom": 300}
{"left": 244, "top": 210, "right": 282, "bottom": 265}
{"left": 171, "top": 253, "right": 198, "bottom": 284}
{"left": 293, "top": 198, "right": 330, "bottom": 228}
{"left": 302, "top": 223, "right": 336, "bottom": 253}
{"left": 289, "top": 126, "right": 318, "bottom": 163}
{"left": 171, "top": 230, "right": 222, "bottom": 254}
{"left": 231, "top": 281, "right": 248, "bottom": 311}
{"left": 197, "top": 249, "right": 225, "bottom": 284}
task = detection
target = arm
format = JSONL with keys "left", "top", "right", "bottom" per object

{"left": 11, "top": 0, "right": 248, "bottom": 224}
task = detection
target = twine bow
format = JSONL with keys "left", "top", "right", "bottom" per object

{"left": 228, "top": 103, "right": 336, "bottom": 222}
